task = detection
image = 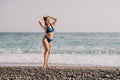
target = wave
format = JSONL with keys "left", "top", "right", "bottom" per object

{"left": 0, "top": 47, "right": 120, "bottom": 55}
{"left": 0, "top": 32, "right": 120, "bottom": 55}
{"left": 0, "top": 53, "right": 120, "bottom": 66}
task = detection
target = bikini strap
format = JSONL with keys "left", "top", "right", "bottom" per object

{"left": 50, "top": 24, "right": 53, "bottom": 28}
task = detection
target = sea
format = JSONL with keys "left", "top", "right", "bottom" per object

{"left": 0, "top": 32, "right": 120, "bottom": 66}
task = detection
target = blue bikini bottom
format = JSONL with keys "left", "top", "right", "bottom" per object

{"left": 44, "top": 35, "right": 53, "bottom": 43}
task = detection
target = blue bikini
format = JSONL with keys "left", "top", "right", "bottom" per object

{"left": 44, "top": 26, "right": 54, "bottom": 43}
{"left": 46, "top": 26, "right": 54, "bottom": 33}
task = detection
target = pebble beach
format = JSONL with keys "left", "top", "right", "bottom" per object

{"left": 0, "top": 64, "right": 120, "bottom": 80}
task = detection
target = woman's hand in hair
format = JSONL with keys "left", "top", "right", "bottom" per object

{"left": 49, "top": 16, "right": 57, "bottom": 26}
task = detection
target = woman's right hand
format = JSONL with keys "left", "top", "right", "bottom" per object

{"left": 39, "top": 20, "right": 42, "bottom": 23}
{"left": 43, "top": 16, "right": 46, "bottom": 19}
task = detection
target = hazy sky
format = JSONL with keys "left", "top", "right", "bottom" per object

{"left": 0, "top": 0, "right": 120, "bottom": 32}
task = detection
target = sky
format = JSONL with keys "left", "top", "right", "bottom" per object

{"left": 0, "top": 0, "right": 120, "bottom": 32}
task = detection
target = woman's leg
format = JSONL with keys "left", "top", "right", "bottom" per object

{"left": 46, "top": 42, "right": 52, "bottom": 67}
{"left": 42, "top": 37, "right": 49, "bottom": 68}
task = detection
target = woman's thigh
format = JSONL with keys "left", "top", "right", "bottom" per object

{"left": 49, "top": 42, "right": 52, "bottom": 51}
{"left": 42, "top": 37, "right": 49, "bottom": 51}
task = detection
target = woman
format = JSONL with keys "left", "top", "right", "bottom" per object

{"left": 38, "top": 16, "right": 57, "bottom": 68}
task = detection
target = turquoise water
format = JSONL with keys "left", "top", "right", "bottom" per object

{"left": 0, "top": 32, "right": 120, "bottom": 54}
{"left": 0, "top": 32, "right": 120, "bottom": 66}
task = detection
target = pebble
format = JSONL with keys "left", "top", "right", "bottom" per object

{"left": 105, "top": 74, "right": 110, "bottom": 78}
{"left": 0, "top": 67, "right": 120, "bottom": 80}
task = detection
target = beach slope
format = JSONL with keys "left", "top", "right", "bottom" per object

{"left": 0, "top": 65, "right": 120, "bottom": 80}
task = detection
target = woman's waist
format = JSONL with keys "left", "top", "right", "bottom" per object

{"left": 44, "top": 33, "right": 54, "bottom": 39}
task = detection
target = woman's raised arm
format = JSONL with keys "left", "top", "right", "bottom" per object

{"left": 48, "top": 16, "right": 57, "bottom": 26}
{"left": 38, "top": 20, "right": 46, "bottom": 31}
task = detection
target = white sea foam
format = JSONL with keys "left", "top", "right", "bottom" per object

{"left": 0, "top": 53, "right": 120, "bottom": 67}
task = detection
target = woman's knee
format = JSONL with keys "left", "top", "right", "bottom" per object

{"left": 45, "top": 48, "right": 50, "bottom": 52}
{"left": 48, "top": 49, "right": 51, "bottom": 54}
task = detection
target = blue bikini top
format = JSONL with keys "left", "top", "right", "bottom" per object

{"left": 46, "top": 26, "right": 54, "bottom": 33}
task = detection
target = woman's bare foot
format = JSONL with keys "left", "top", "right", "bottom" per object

{"left": 46, "top": 64, "right": 49, "bottom": 67}
{"left": 43, "top": 64, "right": 50, "bottom": 68}
{"left": 43, "top": 63, "right": 48, "bottom": 68}
{"left": 43, "top": 65, "right": 47, "bottom": 68}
